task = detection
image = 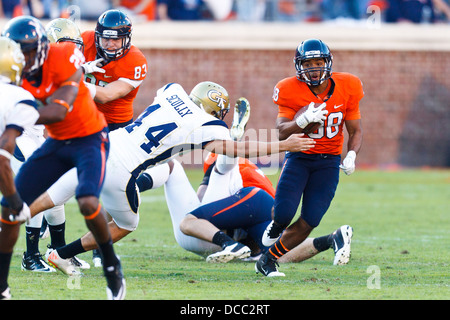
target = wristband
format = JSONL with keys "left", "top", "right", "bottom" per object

{"left": 0, "top": 148, "right": 12, "bottom": 160}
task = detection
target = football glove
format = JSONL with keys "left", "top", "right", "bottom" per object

{"left": 295, "top": 102, "right": 328, "bottom": 129}
{"left": 81, "top": 58, "right": 105, "bottom": 74}
{"left": 9, "top": 202, "right": 31, "bottom": 224}
{"left": 339, "top": 150, "right": 356, "bottom": 175}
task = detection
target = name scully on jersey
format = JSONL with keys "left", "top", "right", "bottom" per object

{"left": 167, "top": 94, "right": 193, "bottom": 117}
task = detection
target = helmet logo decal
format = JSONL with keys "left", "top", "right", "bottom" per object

{"left": 103, "top": 30, "right": 118, "bottom": 37}
{"left": 208, "top": 89, "right": 227, "bottom": 109}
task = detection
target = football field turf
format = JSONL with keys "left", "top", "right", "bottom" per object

{"left": 4, "top": 168, "right": 449, "bottom": 300}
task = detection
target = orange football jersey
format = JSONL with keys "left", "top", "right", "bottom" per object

{"left": 273, "top": 72, "right": 364, "bottom": 155}
{"left": 204, "top": 153, "right": 276, "bottom": 198}
{"left": 82, "top": 30, "right": 148, "bottom": 124}
{"left": 22, "top": 42, "right": 107, "bottom": 140}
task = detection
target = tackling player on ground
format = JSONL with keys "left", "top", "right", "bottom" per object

{"left": 256, "top": 38, "right": 364, "bottom": 277}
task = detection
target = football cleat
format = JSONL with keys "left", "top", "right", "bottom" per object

{"left": 45, "top": 246, "right": 90, "bottom": 270}
{"left": 332, "top": 225, "right": 353, "bottom": 265}
{"left": 71, "top": 256, "right": 90, "bottom": 270}
{"left": 47, "top": 249, "right": 81, "bottom": 276}
{"left": 206, "top": 242, "right": 251, "bottom": 263}
{"left": 255, "top": 253, "right": 285, "bottom": 277}
{"left": 21, "top": 252, "right": 56, "bottom": 273}
{"left": 0, "top": 287, "right": 11, "bottom": 300}
{"left": 261, "top": 221, "right": 284, "bottom": 247}
{"left": 230, "top": 97, "right": 250, "bottom": 141}
{"left": 105, "top": 260, "right": 126, "bottom": 300}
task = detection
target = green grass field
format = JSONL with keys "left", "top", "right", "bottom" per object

{"left": 4, "top": 168, "right": 449, "bottom": 301}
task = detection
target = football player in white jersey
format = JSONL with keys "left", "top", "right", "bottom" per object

{"left": 26, "top": 81, "right": 315, "bottom": 275}
{"left": 0, "top": 37, "right": 40, "bottom": 299}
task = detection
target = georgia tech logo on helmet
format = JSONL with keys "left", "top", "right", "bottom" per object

{"left": 207, "top": 89, "right": 227, "bottom": 109}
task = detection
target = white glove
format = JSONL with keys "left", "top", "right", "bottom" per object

{"left": 9, "top": 202, "right": 31, "bottom": 224}
{"left": 340, "top": 150, "right": 356, "bottom": 175}
{"left": 84, "top": 81, "right": 97, "bottom": 98}
{"left": 81, "top": 58, "right": 105, "bottom": 74}
{"left": 295, "top": 102, "right": 328, "bottom": 129}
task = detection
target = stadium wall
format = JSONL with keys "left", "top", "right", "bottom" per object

{"left": 1, "top": 19, "right": 448, "bottom": 167}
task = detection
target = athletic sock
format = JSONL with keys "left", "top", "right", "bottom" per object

{"left": 25, "top": 227, "right": 41, "bottom": 256}
{"left": 268, "top": 239, "right": 290, "bottom": 260}
{"left": 312, "top": 233, "right": 333, "bottom": 252}
{"left": 49, "top": 222, "right": 66, "bottom": 248}
{"left": 0, "top": 252, "right": 12, "bottom": 292}
{"left": 212, "top": 231, "right": 235, "bottom": 249}
{"left": 97, "top": 238, "right": 119, "bottom": 268}
{"left": 57, "top": 239, "right": 86, "bottom": 259}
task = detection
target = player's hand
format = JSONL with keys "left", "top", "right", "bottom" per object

{"left": 283, "top": 133, "right": 316, "bottom": 152}
{"left": 81, "top": 58, "right": 105, "bottom": 74}
{"left": 295, "top": 102, "right": 328, "bottom": 129}
{"left": 9, "top": 202, "right": 31, "bottom": 224}
{"left": 340, "top": 150, "right": 356, "bottom": 175}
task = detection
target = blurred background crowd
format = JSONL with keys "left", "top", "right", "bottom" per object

{"left": 1, "top": 0, "right": 449, "bottom": 24}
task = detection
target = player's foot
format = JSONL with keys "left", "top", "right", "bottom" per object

{"left": 262, "top": 221, "right": 284, "bottom": 247}
{"left": 230, "top": 97, "right": 250, "bottom": 141}
{"left": 47, "top": 249, "right": 81, "bottom": 276}
{"left": 71, "top": 256, "right": 90, "bottom": 270}
{"left": 255, "top": 253, "right": 285, "bottom": 277}
{"left": 92, "top": 249, "right": 102, "bottom": 268}
{"left": 21, "top": 252, "right": 56, "bottom": 272}
{"left": 332, "top": 225, "right": 353, "bottom": 265}
{"left": 45, "top": 246, "right": 90, "bottom": 270}
{"left": 206, "top": 242, "right": 251, "bottom": 263}
{"left": 0, "top": 287, "right": 11, "bottom": 300}
{"left": 105, "top": 260, "right": 126, "bottom": 300}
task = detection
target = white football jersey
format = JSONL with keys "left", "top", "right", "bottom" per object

{"left": 0, "top": 82, "right": 39, "bottom": 136}
{"left": 109, "top": 83, "right": 231, "bottom": 174}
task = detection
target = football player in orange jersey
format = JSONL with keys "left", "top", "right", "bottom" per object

{"left": 81, "top": 9, "right": 148, "bottom": 131}
{"left": 256, "top": 39, "right": 364, "bottom": 277}
{"left": 0, "top": 16, "right": 125, "bottom": 299}
{"left": 80, "top": 9, "right": 148, "bottom": 266}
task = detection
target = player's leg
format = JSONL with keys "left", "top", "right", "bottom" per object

{"left": 186, "top": 187, "right": 273, "bottom": 262}
{"left": 164, "top": 159, "right": 220, "bottom": 255}
{"left": 11, "top": 135, "right": 56, "bottom": 272}
{"left": 262, "top": 156, "right": 308, "bottom": 246}
{"left": 0, "top": 139, "right": 72, "bottom": 293}
{"left": 70, "top": 130, "right": 124, "bottom": 299}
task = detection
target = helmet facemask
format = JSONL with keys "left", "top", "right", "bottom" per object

{"left": 295, "top": 57, "right": 332, "bottom": 86}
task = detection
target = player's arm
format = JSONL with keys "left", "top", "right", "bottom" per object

{"left": 276, "top": 117, "right": 303, "bottom": 141}
{"left": 345, "top": 119, "right": 363, "bottom": 154}
{"left": 36, "top": 68, "right": 82, "bottom": 124}
{"left": 0, "top": 128, "right": 29, "bottom": 218}
{"left": 90, "top": 79, "right": 136, "bottom": 104}
{"left": 339, "top": 119, "right": 363, "bottom": 175}
{"left": 204, "top": 133, "right": 315, "bottom": 158}
{"left": 0, "top": 128, "right": 21, "bottom": 198}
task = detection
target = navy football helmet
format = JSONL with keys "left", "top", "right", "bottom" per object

{"left": 294, "top": 39, "right": 333, "bottom": 86}
{"left": 1, "top": 16, "right": 49, "bottom": 79}
{"left": 95, "top": 10, "right": 132, "bottom": 61}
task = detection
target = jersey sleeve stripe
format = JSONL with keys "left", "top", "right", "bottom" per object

{"left": 18, "top": 99, "right": 38, "bottom": 110}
